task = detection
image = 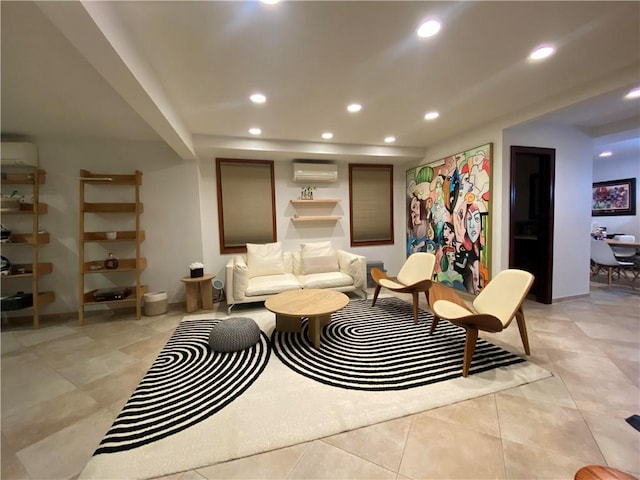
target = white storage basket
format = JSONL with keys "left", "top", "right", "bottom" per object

{"left": 143, "top": 291, "right": 168, "bottom": 316}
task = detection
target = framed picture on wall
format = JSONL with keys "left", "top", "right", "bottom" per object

{"left": 592, "top": 177, "right": 636, "bottom": 216}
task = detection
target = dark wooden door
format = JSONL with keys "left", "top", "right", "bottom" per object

{"left": 509, "top": 146, "right": 555, "bottom": 304}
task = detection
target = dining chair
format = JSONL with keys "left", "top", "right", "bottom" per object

{"left": 611, "top": 234, "right": 637, "bottom": 260}
{"left": 370, "top": 252, "right": 436, "bottom": 323}
{"left": 430, "top": 269, "right": 534, "bottom": 377}
{"left": 590, "top": 239, "right": 636, "bottom": 285}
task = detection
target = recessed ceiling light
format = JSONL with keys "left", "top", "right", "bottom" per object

{"left": 249, "top": 128, "right": 262, "bottom": 135}
{"left": 347, "top": 103, "right": 362, "bottom": 113}
{"left": 322, "top": 132, "right": 333, "bottom": 140}
{"left": 417, "top": 19, "right": 441, "bottom": 38}
{"left": 424, "top": 111, "right": 439, "bottom": 120}
{"left": 599, "top": 151, "right": 612, "bottom": 157}
{"left": 384, "top": 136, "right": 396, "bottom": 143}
{"left": 250, "top": 93, "right": 266, "bottom": 104}
{"left": 529, "top": 45, "right": 555, "bottom": 61}
{"left": 260, "top": 0, "right": 280, "bottom": 5}
{"left": 624, "top": 87, "right": 640, "bottom": 99}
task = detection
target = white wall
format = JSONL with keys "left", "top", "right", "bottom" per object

{"left": 13, "top": 142, "right": 410, "bottom": 318}
{"left": 412, "top": 121, "right": 594, "bottom": 300}
{"left": 17, "top": 123, "right": 602, "bottom": 318}
{"left": 592, "top": 154, "right": 640, "bottom": 238}
{"left": 32, "top": 139, "right": 202, "bottom": 315}
{"left": 198, "top": 158, "right": 409, "bottom": 284}
{"left": 503, "top": 123, "right": 593, "bottom": 300}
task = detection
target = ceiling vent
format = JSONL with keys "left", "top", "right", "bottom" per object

{"left": 293, "top": 161, "right": 338, "bottom": 183}
{"left": 1, "top": 142, "right": 38, "bottom": 167}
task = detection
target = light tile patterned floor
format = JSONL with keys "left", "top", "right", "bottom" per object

{"left": 2, "top": 283, "right": 638, "bottom": 480}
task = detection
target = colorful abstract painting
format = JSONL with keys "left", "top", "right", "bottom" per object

{"left": 406, "top": 143, "right": 492, "bottom": 295}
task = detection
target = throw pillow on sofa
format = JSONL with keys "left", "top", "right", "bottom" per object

{"left": 246, "top": 241, "right": 285, "bottom": 278}
{"left": 300, "top": 241, "right": 339, "bottom": 274}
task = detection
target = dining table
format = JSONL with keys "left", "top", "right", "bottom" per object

{"left": 605, "top": 239, "right": 640, "bottom": 249}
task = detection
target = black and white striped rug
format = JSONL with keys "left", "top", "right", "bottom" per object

{"left": 272, "top": 297, "right": 525, "bottom": 390}
{"left": 83, "top": 298, "right": 550, "bottom": 480}
{"left": 95, "top": 319, "right": 271, "bottom": 454}
{"left": 95, "top": 298, "right": 525, "bottom": 455}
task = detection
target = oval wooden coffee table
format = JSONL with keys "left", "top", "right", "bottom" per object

{"left": 265, "top": 289, "right": 349, "bottom": 348}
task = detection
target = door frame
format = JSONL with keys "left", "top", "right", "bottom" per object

{"left": 509, "top": 145, "right": 555, "bottom": 304}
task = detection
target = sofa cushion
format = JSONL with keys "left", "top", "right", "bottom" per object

{"left": 297, "top": 271, "right": 354, "bottom": 289}
{"left": 232, "top": 255, "right": 249, "bottom": 301}
{"left": 245, "top": 273, "right": 302, "bottom": 296}
{"left": 246, "top": 242, "right": 285, "bottom": 278}
{"left": 282, "top": 251, "right": 294, "bottom": 273}
{"left": 292, "top": 252, "right": 303, "bottom": 275}
{"left": 301, "top": 241, "right": 339, "bottom": 274}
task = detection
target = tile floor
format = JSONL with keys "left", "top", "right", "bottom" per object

{"left": 1, "top": 281, "right": 639, "bottom": 480}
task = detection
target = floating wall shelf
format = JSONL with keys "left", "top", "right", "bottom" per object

{"left": 290, "top": 198, "right": 341, "bottom": 224}
{"left": 291, "top": 216, "right": 341, "bottom": 223}
{"left": 290, "top": 199, "right": 340, "bottom": 205}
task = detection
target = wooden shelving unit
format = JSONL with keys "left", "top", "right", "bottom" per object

{"left": 290, "top": 198, "right": 341, "bottom": 223}
{"left": 78, "top": 169, "right": 147, "bottom": 325}
{"left": 1, "top": 167, "right": 55, "bottom": 328}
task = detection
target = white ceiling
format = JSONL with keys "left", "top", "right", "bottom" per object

{"left": 1, "top": 1, "right": 639, "bottom": 163}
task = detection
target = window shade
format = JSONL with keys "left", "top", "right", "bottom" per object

{"left": 350, "top": 165, "right": 393, "bottom": 245}
{"left": 217, "top": 159, "right": 276, "bottom": 252}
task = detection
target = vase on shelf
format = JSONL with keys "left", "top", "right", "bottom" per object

{"left": 104, "top": 252, "right": 119, "bottom": 270}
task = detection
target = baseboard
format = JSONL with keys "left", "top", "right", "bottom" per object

{"left": 1, "top": 301, "right": 186, "bottom": 326}
{"left": 551, "top": 293, "right": 590, "bottom": 303}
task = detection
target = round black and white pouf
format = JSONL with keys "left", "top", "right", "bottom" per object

{"left": 209, "top": 317, "right": 261, "bottom": 352}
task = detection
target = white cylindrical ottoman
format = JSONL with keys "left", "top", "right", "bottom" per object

{"left": 209, "top": 317, "right": 261, "bottom": 352}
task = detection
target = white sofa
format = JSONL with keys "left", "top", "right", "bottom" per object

{"left": 225, "top": 241, "right": 367, "bottom": 313}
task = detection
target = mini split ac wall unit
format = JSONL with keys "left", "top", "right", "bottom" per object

{"left": 292, "top": 161, "right": 338, "bottom": 183}
{"left": 1, "top": 142, "right": 38, "bottom": 167}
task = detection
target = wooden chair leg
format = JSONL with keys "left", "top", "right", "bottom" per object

{"left": 423, "top": 289, "right": 438, "bottom": 333}
{"left": 462, "top": 327, "right": 478, "bottom": 377}
{"left": 412, "top": 292, "right": 419, "bottom": 323}
{"left": 515, "top": 306, "right": 530, "bottom": 355}
{"left": 371, "top": 285, "right": 381, "bottom": 306}
{"left": 429, "top": 316, "right": 440, "bottom": 335}
{"left": 607, "top": 267, "right": 613, "bottom": 285}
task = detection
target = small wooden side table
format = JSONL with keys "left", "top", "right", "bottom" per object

{"left": 180, "top": 273, "right": 215, "bottom": 313}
